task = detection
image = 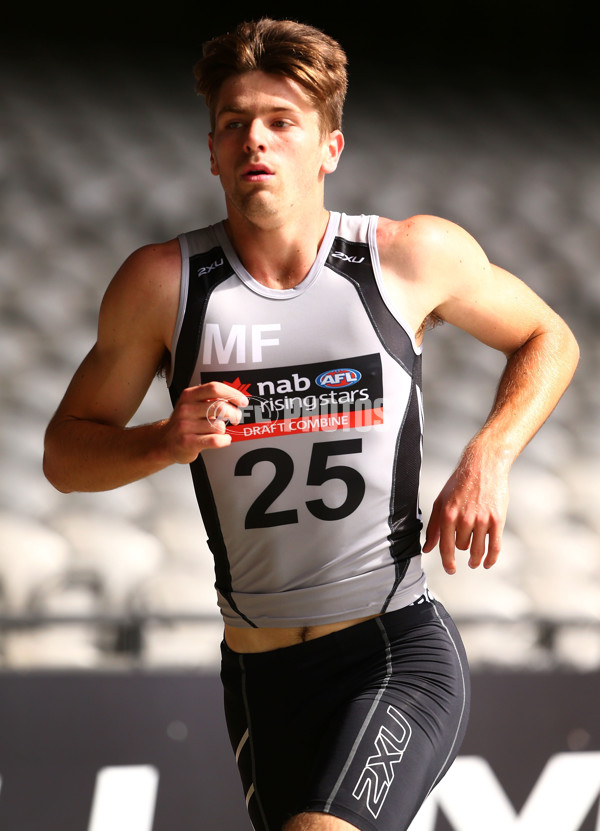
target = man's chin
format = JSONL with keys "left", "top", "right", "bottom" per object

{"left": 229, "top": 194, "right": 282, "bottom": 225}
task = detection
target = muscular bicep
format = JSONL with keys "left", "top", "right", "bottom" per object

{"left": 378, "top": 216, "right": 557, "bottom": 353}
{"left": 434, "top": 260, "right": 561, "bottom": 356}
{"left": 51, "top": 338, "right": 164, "bottom": 428}
{"left": 395, "top": 217, "right": 558, "bottom": 355}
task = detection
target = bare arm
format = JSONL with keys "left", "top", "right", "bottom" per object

{"left": 379, "top": 216, "right": 580, "bottom": 572}
{"left": 423, "top": 310, "right": 578, "bottom": 573}
{"left": 43, "top": 241, "right": 248, "bottom": 493}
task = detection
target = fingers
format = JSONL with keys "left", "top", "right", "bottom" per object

{"left": 183, "top": 381, "right": 249, "bottom": 413}
{"left": 424, "top": 496, "right": 505, "bottom": 574}
{"left": 460, "top": 510, "right": 503, "bottom": 569}
{"left": 167, "top": 382, "right": 249, "bottom": 462}
{"left": 205, "top": 398, "right": 246, "bottom": 430}
{"left": 180, "top": 383, "right": 248, "bottom": 428}
{"left": 424, "top": 448, "right": 509, "bottom": 573}
{"left": 424, "top": 503, "right": 457, "bottom": 575}
{"left": 422, "top": 510, "right": 440, "bottom": 554}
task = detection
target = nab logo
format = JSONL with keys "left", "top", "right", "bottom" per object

{"left": 316, "top": 368, "right": 361, "bottom": 389}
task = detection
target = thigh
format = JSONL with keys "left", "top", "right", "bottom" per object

{"left": 284, "top": 812, "right": 359, "bottom": 830}
{"left": 220, "top": 637, "right": 343, "bottom": 831}
{"left": 302, "top": 602, "right": 470, "bottom": 831}
{"left": 220, "top": 600, "right": 470, "bottom": 831}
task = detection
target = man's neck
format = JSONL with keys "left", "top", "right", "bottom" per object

{"left": 223, "top": 207, "right": 331, "bottom": 290}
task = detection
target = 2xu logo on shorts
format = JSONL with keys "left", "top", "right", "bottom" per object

{"left": 202, "top": 353, "right": 385, "bottom": 442}
{"left": 353, "top": 705, "right": 412, "bottom": 819}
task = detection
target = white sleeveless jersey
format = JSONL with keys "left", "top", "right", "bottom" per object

{"left": 168, "top": 212, "right": 427, "bottom": 628}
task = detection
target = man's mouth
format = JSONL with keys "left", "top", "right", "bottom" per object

{"left": 242, "top": 164, "right": 273, "bottom": 180}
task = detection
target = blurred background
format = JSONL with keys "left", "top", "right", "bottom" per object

{"left": 1, "top": 0, "right": 598, "bottom": 674}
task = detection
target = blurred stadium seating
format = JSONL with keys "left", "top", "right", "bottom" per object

{"left": 1, "top": 49, "right": 598, "bottom": 671}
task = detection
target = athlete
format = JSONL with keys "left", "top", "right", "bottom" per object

{"left": 43, "top": 18, "right": 579, "bottom": 831}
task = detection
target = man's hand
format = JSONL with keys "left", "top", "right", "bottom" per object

{"left": 162, "top": 381, "right": 249, "bottom": 463}
{"left": 422, "top": 449, "right": 509, "bottom": 575}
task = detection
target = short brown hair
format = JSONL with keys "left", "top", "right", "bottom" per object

{"left": 194, "top": 18, "right": 348, "bottom": 135}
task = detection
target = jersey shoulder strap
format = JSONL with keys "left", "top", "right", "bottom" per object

{"left": 168, "top": 226, "right": 234, "bottom": 402}
{"left": 326, "top": 214, "right": 420, "bottom": 380}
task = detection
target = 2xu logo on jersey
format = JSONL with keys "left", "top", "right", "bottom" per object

{"left": 202, "top": 353, "right": 385, "bottom": 442}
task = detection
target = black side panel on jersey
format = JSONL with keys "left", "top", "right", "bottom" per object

{"left": 325, "top": 237, "right": 423, "bottom": 584}
{"left": 168, "top": 248, "right": 256, "bottom": 627}
{"left": 325, "top": 237, "right": 417, "bottom": 375}
{"left": 169, "top": 248, "right": 234, "bottom": 402}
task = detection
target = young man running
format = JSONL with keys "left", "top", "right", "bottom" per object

{"left": 44, "top": 18, "right": 579, "bottom": 831}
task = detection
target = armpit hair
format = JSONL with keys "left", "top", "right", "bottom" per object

{"left": 417, "top": 311, "right": 444, "bottom": 340}
{"left": 156, "top": 349, "right": 171, "bottom": 379}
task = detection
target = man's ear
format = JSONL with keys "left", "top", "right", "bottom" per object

{"left": 208, "top": 133, "right": 219, "bottom": 176}
{"left": 321, "top": 130, "right": 345, "bottom": 175}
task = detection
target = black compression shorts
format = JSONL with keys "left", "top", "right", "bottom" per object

{"left": 220, "top": 597, "right": 470, "bottom": 831}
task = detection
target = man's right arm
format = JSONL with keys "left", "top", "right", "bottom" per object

{"left": 43, "top": 241, "right": 247, "bottom": 493}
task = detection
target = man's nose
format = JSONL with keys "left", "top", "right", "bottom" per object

{"left": 244, "top": 119, "right": 268, "bottom": 153}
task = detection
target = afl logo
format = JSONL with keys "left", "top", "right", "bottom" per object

{"left": 316, "top": 368, "right": 362, "bottom": 389}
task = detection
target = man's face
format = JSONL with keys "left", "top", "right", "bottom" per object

{"left": 208, "top": 71, "right": 343, "bottom": 228}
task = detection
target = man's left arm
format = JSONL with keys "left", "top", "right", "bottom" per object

{"left": 415, "top": 224, "right": 580, "bottom": 574}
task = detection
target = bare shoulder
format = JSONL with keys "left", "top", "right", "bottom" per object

{"left": 108, "top": 238, "right": 181, "bottom": 303}
{"left": 374, "top": 214, "right": 492, "bottom": 338}
{"left": 100, "top": 237, "right": 182, "bottom": 348}
{"left": 376, "top": 214, "right": 488, "bottom": 279}
{"left": 376, "top": 214, "right": 572, "bottom": 354}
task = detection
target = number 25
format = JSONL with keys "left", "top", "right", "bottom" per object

{"left": 234, "top": 439, "right": 365, "bottom": 528}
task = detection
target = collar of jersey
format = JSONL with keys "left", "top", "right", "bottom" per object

{"left": 212, "top": 211, "right": 341, "bottom": 299}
